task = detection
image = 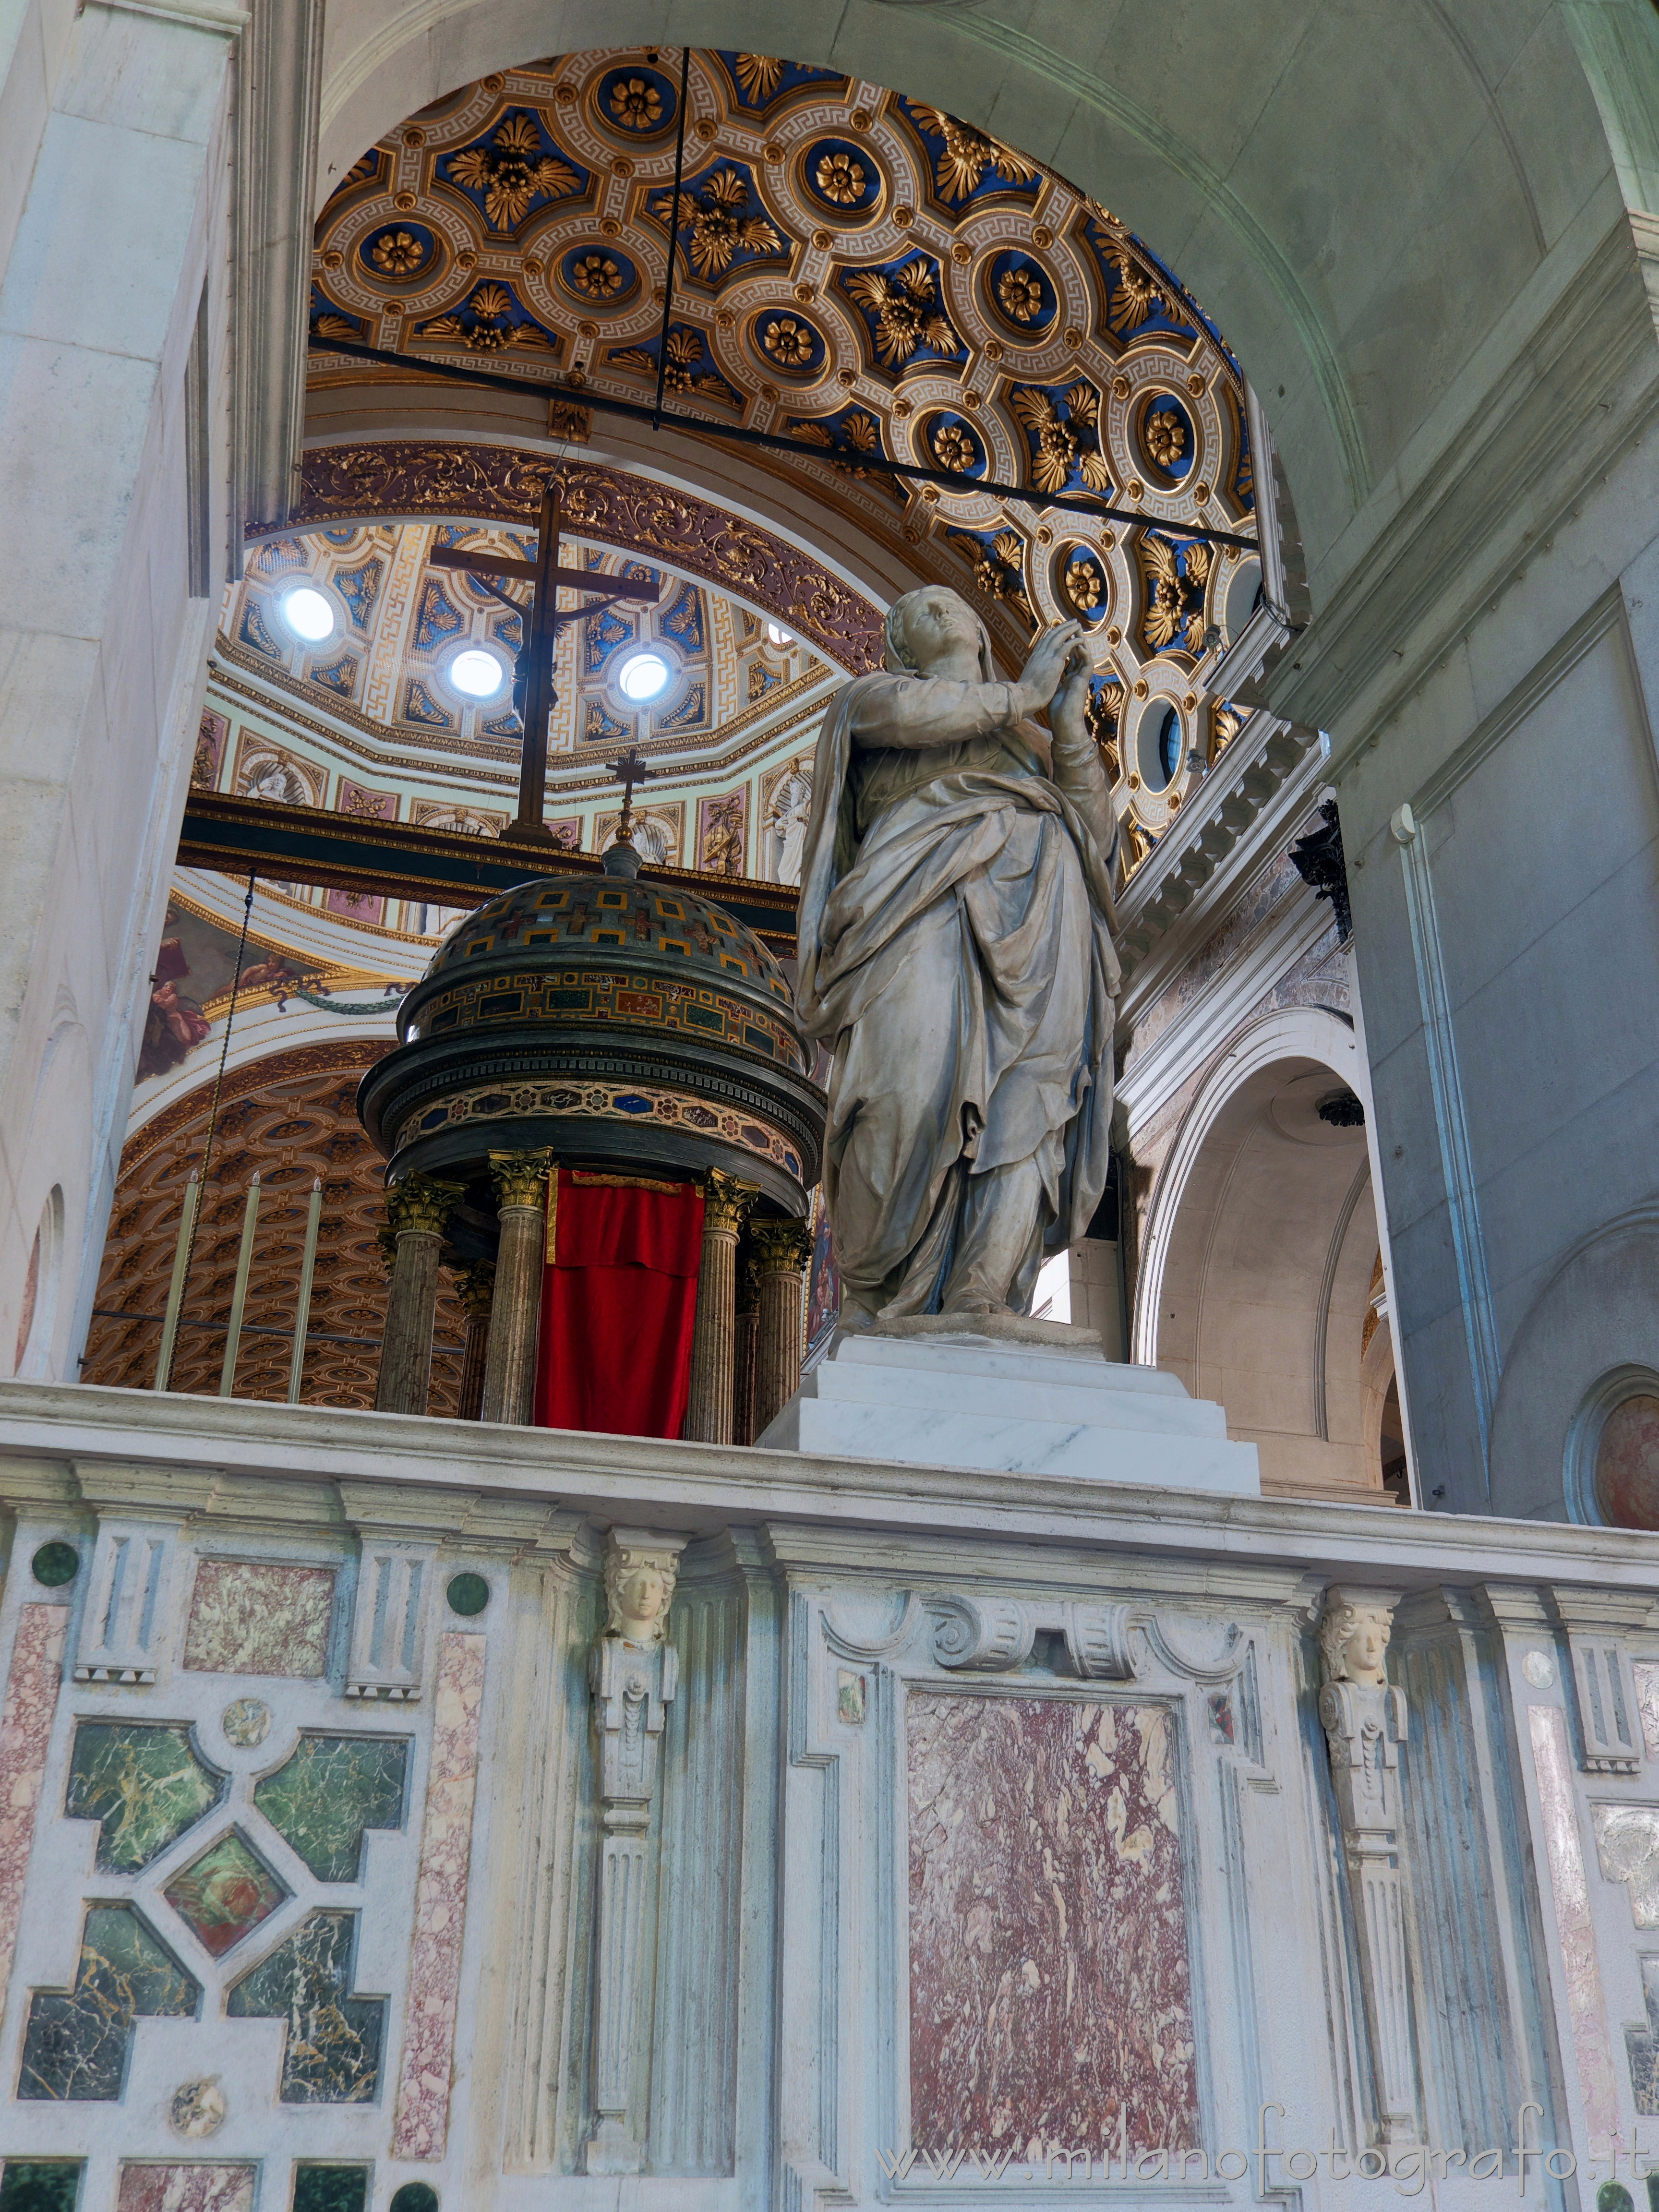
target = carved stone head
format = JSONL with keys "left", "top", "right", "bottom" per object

{"left": 1318, "top": 1586, "right": 1398, "bottom": 1687}
{"left": 882, "top": 586, "right": 995, "bottom": 682}
{"left": 602, "top": 1531, "right": 684, "bottom": 1646}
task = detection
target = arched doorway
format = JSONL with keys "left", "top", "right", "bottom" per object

{"left": 1135, "top": 1008, "right": 1405, "bottom": 1502}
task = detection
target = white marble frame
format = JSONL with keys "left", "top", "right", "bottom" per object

{"left": 779, "top": 1579, "right": 1293, "bottom": 2204}
{"left": 0, "top": 1498, "right": 523, "bottom": 2210}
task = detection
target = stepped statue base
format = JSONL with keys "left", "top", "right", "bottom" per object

{"left": 757, "top": 1322, "right": 1261, "bottom": 1496}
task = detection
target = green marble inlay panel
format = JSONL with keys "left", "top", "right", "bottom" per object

{"left": 228, "top": 1911, "right": 383, "bottom": 2103}
{"left": 66, "top": 1721, "right": 226, "bottom": 1871}
{"left": 252, "top": 1736, "right": 407, "bottom": 1881}
{"left": 19, "top": 1905, "right": 199, "bottom": 2100}
{"left": 163, "top": 1830, "right": 287, "bottom": 1957}
{"left": 292, "top": 2171, "right": 368, "bottom": 2212}
{"left": 0, "top": 2165, "right": 82, "bottom": 2212}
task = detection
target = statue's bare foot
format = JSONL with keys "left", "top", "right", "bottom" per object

{"left": 940, "top": 1294, "right": 1008, "bottom": 1318}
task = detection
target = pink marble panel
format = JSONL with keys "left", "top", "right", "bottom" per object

{"left": 908, "top": 1693, "right": 1199, "bottom": 2159}
{"left": 182, "top": 1561, "right": 335, "bottom": 1677}
{"left": 116, "top": 2165, "right": 255, "bottom": 2212}
{"left": 392, "top": 1630, "right": 487, "bottom": 2158}
{"left": 1529, "top": 1704, "right": 1619, "bottom": 2136}
{"left": 0, "top": 1604, "right": 68, "bottom": 2004}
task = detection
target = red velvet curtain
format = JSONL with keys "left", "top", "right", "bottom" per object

{"left": 533, "top": 1166, "right": 705, "bottom": 1438}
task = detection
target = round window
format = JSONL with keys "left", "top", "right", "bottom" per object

{"left": 1142, "top": 704, "right": 1182, "bottom": 792}
{"left": 618, "top": 651, "right": 671, "bottom": 702}
{"left": 280, "top": 586, "right": 335, "bottom": 642}
{"left": 449, "top": 646, "right": 506, "bottom": 699}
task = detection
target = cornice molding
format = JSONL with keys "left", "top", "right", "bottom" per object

{"left": 11, "top": 1378, "right": 1659, "bottom": 1587}
{"left": 1115, "top": 712, "right": 1323, "bottom": 972}
{"left": 1272, "top": 209, "right": 1659, "bottom": 767}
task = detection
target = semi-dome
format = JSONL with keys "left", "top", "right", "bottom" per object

{"left": 357, "top": 849, "right": 826, "bottom": 1218}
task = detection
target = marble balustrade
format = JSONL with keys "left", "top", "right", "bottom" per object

{"left": 0, "top": 1378, "right": 1654, "bottom": 2209}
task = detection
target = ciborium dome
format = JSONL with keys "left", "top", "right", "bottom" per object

{"left": 357, "top": 848, "right": 825, "bottom": 1219}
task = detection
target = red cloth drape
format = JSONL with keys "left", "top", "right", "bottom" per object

{"left": 533, "top": 1166, "right": 705, "bottom": 1438}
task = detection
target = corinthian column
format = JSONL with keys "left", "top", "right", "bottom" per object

{"left": 1317, "top": 1585, "right": 1418, "bottom": 2144}
{"left": 481, "top": 1151, "right": 551, "bottom": 1426}
{"left": 684, "top": 1171, "right": 753, "bottom": 1444}
{"left": 375, "top": 1175, "right": 465, "bottom": 1416}
{"left": 733, "top": 1263, "right": 759, "bottom": 1446}
{"left": 451, "top": 1260, "right": 494, "bottom": 1422}
{"left": 750, "top": 1216, "right": 813, "bottom": 1439}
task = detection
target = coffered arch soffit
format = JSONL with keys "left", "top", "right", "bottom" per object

{"left": 306, "top": 47, "right": 1268, "bottom": 845}
{"left": 312, "top": 0, "right": 1611, "bottom": 583}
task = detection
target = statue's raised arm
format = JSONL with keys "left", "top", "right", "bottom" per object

{"left": 796, "top": 585, "right": 1121, "bottom": 1325}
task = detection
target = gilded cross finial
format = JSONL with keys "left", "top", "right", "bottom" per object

{"left": 605, "top": 745, "right": 654, "bottom": 845}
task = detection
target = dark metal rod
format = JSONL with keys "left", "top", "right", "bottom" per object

{"left": 305, "top": 336, "right": 1261, "bottom": 554}
{"left": 653, "top": 45, "right": 692, "bottom": 431}
{"left": 517, "top": 480, "right": 561, "bottom": 833}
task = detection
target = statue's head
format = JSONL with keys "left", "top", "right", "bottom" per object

{"left": 1318, "top": 1587, "right": 1395, "bottom": 1687}
{"left": 603, "top": 1539, "right": 679, "bottom": 1645}
{"left": 883, "top": 586, "right": 995, "bottom": 681}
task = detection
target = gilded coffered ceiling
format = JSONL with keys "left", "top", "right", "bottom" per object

{"left": 305, "top": 46, "right": 1266, "bottom": 863}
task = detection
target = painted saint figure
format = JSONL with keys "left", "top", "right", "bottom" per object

{"left": 796, "top": 586, "right": 1120, "bottom": 1321}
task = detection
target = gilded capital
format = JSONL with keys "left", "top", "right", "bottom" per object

{"left": 703, "top": 1168, "right": 756, "bottom": 1238}
{"left": 490, "top": 1147, "right": 552, "bottom": 1212}
{"left": 699, "top": 1168, "right": 756, "bottom": 1238}
{"left": 452, "top": 1259, "right": 496, "bottom": 1319}
{"left": 386, "top": 1172, "right": 466, "bottom": 1240}
{"left": 750, "top": 1215, "right": 813, "bottom": 1274}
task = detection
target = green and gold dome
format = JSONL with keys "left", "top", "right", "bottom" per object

{"left": 357, "top": 848, "right": 826, "bottom": 1216}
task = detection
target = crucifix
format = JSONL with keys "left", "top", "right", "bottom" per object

{"left": 429, "top": 478, "right": 657, "bottom": 841}
{"left": 606, "top": 745, "right": 654, "bottom": 851}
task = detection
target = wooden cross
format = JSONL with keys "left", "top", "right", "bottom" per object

{"left": 605, "top": 745, "right": 653, "bottom": 848}
{"left": 429, "top": 479, "right": 657, "bottom": 841}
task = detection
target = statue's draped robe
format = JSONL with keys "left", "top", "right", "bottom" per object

{"left": 796, "top": 668, "right": 1121, "bottom": 1317}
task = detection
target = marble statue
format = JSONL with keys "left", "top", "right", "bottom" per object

{"left": 1316, "top": 1584, "right": 1417, "bottom": 2143}
{"left": 796, "top": 587, "right": 1121, "bottom": 1321}
{"left": 766, "top": 762, "right": 813, "bottom": 886}
{"left": 586, "top": 1529, "right": 686, "bottom": 2174}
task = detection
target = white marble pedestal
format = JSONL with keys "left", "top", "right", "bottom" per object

{"left": 757, "top": 1315, "right": 1261, "bottom": 1495}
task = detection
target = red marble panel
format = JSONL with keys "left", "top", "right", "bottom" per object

{"left": 908, "top": 1692, "right": 1199, "bottom": 2159}
{"left": 116, "top": 2168, "right": 253, "bottom": 2212}
{"left": 0, "top": 1605, "right": 68, "bottom": 2003}
{"left": 391, "top": 1630, "right": 487, "bottom": 2158}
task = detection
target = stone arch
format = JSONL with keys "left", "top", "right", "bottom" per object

{"left": 1133, "top": 1004, "right": 1392, "bottom": 1502}
{"left": 313, "top": 0, "right": 1621, "bottom": 573}
{"left": 1488, "top": 1204, "right": 1659, "bottom": 1522}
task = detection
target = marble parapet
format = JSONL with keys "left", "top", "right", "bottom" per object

{"left": 1, "top": 1382, "right": 1659, "bottom": 2210}
{"left": 757, "top": 1327, "right": 1262, "bottom": 1494}
{"left": 0, "top": 1380, "right": 1651, "bottom": 1596}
